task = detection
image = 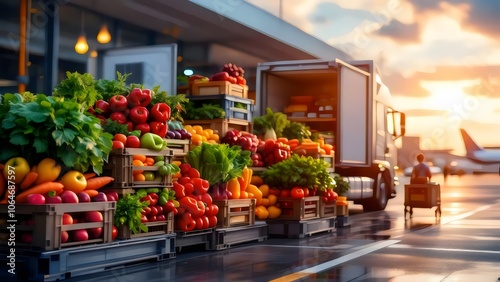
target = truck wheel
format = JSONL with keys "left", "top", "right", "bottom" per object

{"left": 363, "top": 172, "right": 388, "bottom": 211}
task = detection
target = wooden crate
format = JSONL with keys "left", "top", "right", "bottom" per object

{"left": 104, "top": 147, "right": 174, "bottom": 189}
{"left": 166, "top": 139, "right": 190, "bottom": 158}
{"left": 213, "top": 199, "right": 256, "bottom": 228}
{"left": 273, "top": 196, "right": 320, "bottom": 221}
{"left": 117, "top": 211, "right": 174, "bottom": 239}
{"left": 0, "top": 202, "right": 115, "bottom": 251}
{"left": 192, "top": 81, "right": 248, "bottom": 98}
{"left": 183, "top": 118, "right": 252, "bottom": 137}
{"left": 336, "top": 203, "right": 349, "bottom": 216}
{"left": 319, "top": 200, "right": 337, "bottom": 218}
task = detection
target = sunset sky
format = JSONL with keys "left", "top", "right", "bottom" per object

{"left": 247, "top": 0, "right": 500, "bottom": 155}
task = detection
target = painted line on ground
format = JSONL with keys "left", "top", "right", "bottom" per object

{"left": 269, "top": 239, "right": 399, "bottom": 282}
{"left": 389, "top": 244, "right": 500, "bottom": 254}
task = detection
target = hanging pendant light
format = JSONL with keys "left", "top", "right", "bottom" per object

{"left": 97, "top": 24, "right": 111, "bottom": 44}
{"left": 74, "top": 11, "right": 88, "bottom": 54}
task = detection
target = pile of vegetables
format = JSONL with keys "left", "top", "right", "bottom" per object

{"left": 0, "top": 93, "right": 113, "bottom": 174}
{"left": 261, "top": 154, "right": 335, "bottom": 192}
{"left": 253, "top": 107, "right": 311, "bottom": 141}
{"left": 184, "top": 142, "right": 252, "bottom": 199}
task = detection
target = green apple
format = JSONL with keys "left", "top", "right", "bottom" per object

{"left": 3, "top": 157, "right": 31, "bottom": 184}
{"left": 143, "top": 171, "right": 156, "bottom": 181}
{"left": 154, "top": 156, "right": 164, "bottom": 163}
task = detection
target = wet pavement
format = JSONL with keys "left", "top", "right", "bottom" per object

{"left": 7, "top": 173, "right": 500, "bottom": 281}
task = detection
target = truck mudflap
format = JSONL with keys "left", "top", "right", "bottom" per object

{"left": 345, "top": 176, "right": 375, "bottom": 200}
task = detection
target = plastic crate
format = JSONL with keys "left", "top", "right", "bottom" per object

{"left": 104, "top": 147, "right": 174, "bottom": 189}
{"left": 273, "top": 196, "right": 320, "bottom": 221}
{"left": 192, "top": 81, "right": 248, "bottom": 98}
{"left": 183, "top": 118, "right": 252, "bottom": 137}
{"left": 0, "top": 202, "right": 115, "bottom": 251}
{"left": 186, "top": 94, "right": 254, "bottom": 122}
{"left": 117, "top": 211, "right": 174, "bottom": 239}
{"left": 213, "top": 199, "right": 256, "bottom": 228}
{"left": 319, "top": 200, "right": 337, "bottom": 218}
{"left": 267, "top": 217, "right": 336, "bottom": 239}
{"left": 210, "top": 222, "right": 268, "bottom": 250}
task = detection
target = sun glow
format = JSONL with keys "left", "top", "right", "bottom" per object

{"left": 420, "top": 80, "right": 478, "bottom": 111}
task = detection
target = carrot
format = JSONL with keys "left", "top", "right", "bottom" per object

{"left": 20, "top": 171, "right": 39, "bottom": 190}
{"left": 85, "top": 176, "right": 114, "bottom": 190}
{"left": 83, "top": 172, "right": 97, "bottom": 180}
{"left": 81, "top": 189, "right": 99, "bottom": 198}
{"left": 15, "top": 182, "right": 64, "bottom": 203}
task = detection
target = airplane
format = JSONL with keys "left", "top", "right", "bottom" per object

{"left": 459, "top": 128, "right": 500, "bottom": 164}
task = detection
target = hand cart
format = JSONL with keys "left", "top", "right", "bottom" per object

{"left": 404, "top": 182, "right": 441, "bottom": 219}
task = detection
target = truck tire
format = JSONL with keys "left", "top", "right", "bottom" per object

{"left": 363, "top": 172, "right": 389, "bottom": 211}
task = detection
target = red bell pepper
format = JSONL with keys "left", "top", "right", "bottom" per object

{"left": 110, "top": 112, "right": 127, "bottom": 124}
{"left": 134, "top": 123, "right": 150, "bottom": 135}
{"left": 175, "top": 212, "right": 196, "bottom": 232}
{"left": 179, "top": 196, "right": 205, "bottom": 217}
{"left": 129, "top": 106, "right": 149, "bottom": 124}
{"left": 127, "top": 88, "right": 152, "bottom": 108}
{"left": 172, "top": 182, "right": 186, "bottom": 199}
{"left": 191, "top": 178, "right": 210, "bottom": 195}
{"left": 151, "top": 103, "right": 171, "bottom": 122}
{"left": 150, "top": 121, "right": 167, "bottom": 138}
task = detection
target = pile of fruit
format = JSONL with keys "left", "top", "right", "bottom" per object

{"left": 183, "top": 125, "right": 220, "bottom": 146}
{"left": 131, "top": 154, "right": 179, "bottom": 182}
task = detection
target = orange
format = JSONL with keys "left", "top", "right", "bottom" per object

{"left": 144, "top": 157, "right": 155, "bottom": 166}
{"left": 192, "top": 125, "right": 204, "bottom": 135}
{"left": 132, "top": 159, "right": 144, "bottom": 175}
{"left": 191, "top": 134, "right": 203, "bottom": 144}
{"left": 209, "top": 133, "right": 219, "bottom": 142}
{"left": 133, "top": 154, "right": 147, "bottom": 162}
{"left": 133, "top": 173, "right": 146, "bottom": 181}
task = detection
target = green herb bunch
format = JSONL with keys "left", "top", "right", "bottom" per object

{"left": 114, "top": 194, "right": 149, "bottom": 234}
{"left": 182, "top": 102, "right": 225, "bottom": 120}
{"left": 184, "top": 142, "right": 252, "bottom": 185}
{"left": 0, "top": 93, "right": 113, "bottom": 174}
{"left": 95, "top": 72, "right": 130, "bottom": 101}
{"left": 332, "top": 173, "right": 350, "bottom": 196}
{"left": 53, "top": 71, "right": 101, "bottom": 110}
{"left": 261, "top": 154, "right": 335, "bottom": 191}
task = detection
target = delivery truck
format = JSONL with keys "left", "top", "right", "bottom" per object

{"left": 255, "top": 58, "right": 406, "bottom": 211}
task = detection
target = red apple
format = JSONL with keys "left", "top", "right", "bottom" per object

{"left": 62, "top": 213, "right": 73, "bottom": 225}
{"left": 60, "top": 190, "right": 79, "bottom": 203}
{"left": 71, "top": 229, "right": 89, "bottom": 242}
{"left": 125, "top": 135, "right": 141, "bottom": 148}
{"left": 85, "top": 211, "right": 103, "bottom": 222}
{"left": 61, "top": 231, "right": 69, "bottom": 243}
{"left": 87, "top": 227, "right": 103, "bottom": 239}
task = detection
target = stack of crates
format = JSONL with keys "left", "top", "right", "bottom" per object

{"left": 102, "top": 147, "right": 176, "bottom": 239}
{"left": 183, "top": 93, "right": 254, "bottom": 136}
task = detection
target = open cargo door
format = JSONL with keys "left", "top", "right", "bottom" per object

{"left": 97, "top": 44, "right": 178, "bottom": 95}
{"left": 336, "top": 59, "right": 371, "bottom": 167}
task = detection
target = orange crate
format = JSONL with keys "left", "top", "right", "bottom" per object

{"left": 0, "top": 202, "right": 115, "bottom": 251}
{"left": 183, "top": 118, "right": 252, "bottom": 137}
{"left": 274, "top": 196, "right": 320, "bottom": 221}
{"left": 213, "top": 199, "right": 256, "bottom": 228}
{"left": 104, "top": 148, "right": 174, "bottom": 189}
{"left": 192, "top": 81, "right": 248, "bottom": 98}
{"left": 117, "top": 211, "right": 174, "bottom": 239}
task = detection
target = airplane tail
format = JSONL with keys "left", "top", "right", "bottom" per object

{"left": 460, "top": 128, "right": 484, "bottom": 156}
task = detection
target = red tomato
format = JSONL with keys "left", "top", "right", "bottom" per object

{"left": 280, "top": 189, "right": 290, "bottom": 198}
{"left": 112, "top": 225, "right": 118, "bottom": 240}
{"left": 205, "top": 204, "right": 219, "bottom": 217}
{"left": 207, "top": 215, "right": 218, "bottom": 228}
{"left": 112, "top": 140, "right": 125, "bottom": 149}
{"left": 195, "top": 217, "right": 204, "bottom": 230}
{"left": 149, "top": 206, "right": 158, "bottom": 216}
{"left": 303, "top": 188, "right": 309, "bottom": 197}
{"left": 290, "top": 187, "right": 305, "bottom": 198}
{"left": 200, "top": 215, "right": 210, "bottom": 229}
{"left": 113, "top": 133, "right": 127, "bottom": 144}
